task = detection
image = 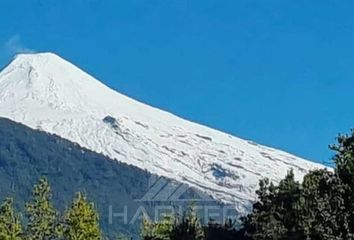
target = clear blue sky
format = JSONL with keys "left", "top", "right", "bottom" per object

{"left": 0, "top": 0, "right": 353, "bottom": 164}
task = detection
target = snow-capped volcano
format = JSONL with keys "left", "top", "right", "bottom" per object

{"left": 0, "top": 52, "right": 324, "bottom": 212}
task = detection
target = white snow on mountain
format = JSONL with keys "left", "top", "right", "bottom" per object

{"left": 0, "top": 52, "right": 324, "bottom": 213}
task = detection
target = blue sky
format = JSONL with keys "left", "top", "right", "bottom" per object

{"left": 0, "top": 0, "right": 353, "bottom": 164}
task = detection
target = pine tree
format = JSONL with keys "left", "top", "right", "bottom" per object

{"left": 170, "top": 207, "right": 204, "bottom": 240}
{"left": 301, "top": 169, "right": 350, "bottom": 240}
{"left": 0, "top": 198, "right": 23, "bottom": 240}
{"left": 141, "top": 207, "right": 204, "bottom": 240}
{"left": 274, "top": 170, "right": 304, "bottom": 239}
{"left": 243, "top": 171, "right": 304, "bottom": 240}
{"left": 25, "top": 177, "right": 60, "bottom": 240}
{"left": 330, "top": 130, "right": 354, "bottom": 238}
{"left": 63, "top": 192, "right": 101, "bottom": 240}
{"left": 243, "top": 177, "right": 286, "bottom": 240}
{"left": 141, "top": 215, "right": 174, "bottom": 240}
{"left": 240, "top": 129, "right": 354, "bottom": 240}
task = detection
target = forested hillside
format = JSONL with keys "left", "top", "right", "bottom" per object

{"left": 0, "top": 117, "right": 217, "bottom": 238}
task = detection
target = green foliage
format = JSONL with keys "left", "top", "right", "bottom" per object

{"left": 25, "top": 177, "right": 61, "bottom": 240}
{"left": 243, "top": 168, "right": 352, "bottom": 240}
{"left": 243, "top": 173, "right": 298, "bottom": 240}
{"left": 204, "top": 219, "right": 246, "bottom": 240}
{"left": 0, "top": 198, "right": 23, "bottom": 240}
{"left": 245, "top": 173, "right": 285, "bottom": 238}
{"left": 301, "top": 169, "right": 350, "bottom": 239}
{"left": 142, "top": 208, "right": 204, "bottom": 240}
{"left": 0, "top": 180, "right": 104, "bottom": 240}
{"left": 170, "top": 208, "right": 204, "bottom": 240}
{"left": 63, "top": 192, "right": 101, "bottom": 240}
{"left": 141, "top": 215, "right": 175, "bottom": 240}
{"left": 331, "top": 130, "right": 354, "bottom": 237}
{"left": 332, "top": 130, "right": 354, "bottom": 184}
{"left": 241, "top": 129, "right": 354, "bottom": 240}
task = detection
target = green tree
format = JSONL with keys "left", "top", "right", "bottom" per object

{"left": 63, "top": 192, "right": 101, "bottom": 240}
{"left": 274, "top": 170, "right": 304, "bottom": 240}
{"left": 243, "top": 178, "right": 285, "bottom": 240}
{"left": 141, "top": 215, "right": 174, "bottom": 240}
{"left": 141, "top": 207, "right": 204, "bottom": 240}
{"left": 301, "top": 169, "right": 350, "bottom": 240}
{"left": 25, "top": 177, "right": 60, "bottom": 240}
{"left": 205, "top": 219, "right": 247, "bottom": 240}
{"left": 331, "top": 130, "right": 354, "bottom": 238}
{"left": 0, "top": 198, "right": 23, "bottom": 240}
{"left": 244, "top": 170, "right": 304, "bottom": 240}
{"left": 170, "top": 208, "right": 204, "bottom": 240}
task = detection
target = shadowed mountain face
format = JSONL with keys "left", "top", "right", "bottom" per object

{"left": 0, "top": 117, "right": 221, "bottom": 238}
